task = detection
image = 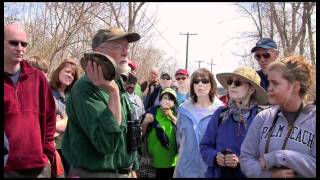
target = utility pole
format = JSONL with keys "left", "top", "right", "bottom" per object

{"left": 207, "top": 58, "right": 216, "bottom": 73}
{"left": 180, "top": 32, "right": 197, "bottom": 70}
{"left": 194, "top": 60, "right": 206, "bottom": 69}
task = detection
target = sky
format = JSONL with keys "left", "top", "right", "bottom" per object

{"left": 146, "top": 2, "right": 260, "bottom": 86}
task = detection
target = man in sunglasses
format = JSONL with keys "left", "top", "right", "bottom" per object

{"left": 174, "top": 69, "right": 190, "bottom": 106}
{"left": 144, "top": 72, "right": 173, "bottom": 111}
{"left": 251, "top": 38, "right": 279, "bottom": 91}
{"left": 4, "top": 24, "right": 57, "bottom": 177}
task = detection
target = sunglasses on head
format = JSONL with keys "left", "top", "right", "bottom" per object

{"left": 8, "top": 40, "right": 28, "bottom": 48}
{"left": 226, "top": 78, "right": 247, "bottom": 87}
{"left": 254, "top": 53, "right": 270, "bottom": 60}
{"left": 176, "top": 77, "right": 186, "bottom": 81}
{"left": 193, "top": 79, "right": 210, "bottom": 84}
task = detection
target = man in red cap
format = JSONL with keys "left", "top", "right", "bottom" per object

{"left": 128, "top": 60, "right": 143, "bottom": 100}
{"left": 128, "top": 60, "right": 137, "bottom": 74}
{"left": 174, "top": 69, "right": 190, "bottom": 105}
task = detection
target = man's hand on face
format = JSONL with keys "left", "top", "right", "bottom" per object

{"left": 86, "top": 60, "right": 119, "bottom": 95}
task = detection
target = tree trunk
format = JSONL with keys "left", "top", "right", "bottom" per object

{"left": 270, "top": 2, "right": 289, "bottom": 56}
{"left": 298, "top": 3, "right": 306, "bottom": 55}
{"left": 257, "top": 2, "right": 263, "bottom": 38}
{"left": 307, "top": 2, "right": 315, "bottom": 65}
{"left": 269, "top": 3, "right": 274, "bottom": 39}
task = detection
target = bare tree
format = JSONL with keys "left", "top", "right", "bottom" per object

{"left": 235, "top": 2, "right": 316, "bottom": 65}
{"left": 306, "top": 2, "right": 316, "bottom": 65}
{"left": 4, "top": 2, "right": 163, "bottom": 81}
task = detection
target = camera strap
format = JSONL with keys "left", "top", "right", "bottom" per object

{"left": 264, "top": 104, "right": 303, "bottom": 153}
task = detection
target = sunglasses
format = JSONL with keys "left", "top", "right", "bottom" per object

{"left": 193, "top": 79, "right": 210, "bottom": 84}
{"left": 176, "top": 77, "right": 186, "bottom": 81}
{"left": 227, "top": 78, "right": 247, "bottom": 87}
{"left": 8, "top": 40, "right": 28, "bottom": 48}
{"left": 254, "top": 53, "right": 270, "bottom": 60}
{"left": 161, "top": 76, "right": 171, "bottom": 80}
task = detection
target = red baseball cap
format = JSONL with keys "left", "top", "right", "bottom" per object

{"left": 128, "top": 61, "right": 137, "bottom": 71}
{"left": 175, "top": 69, "right": 188, "bottom": 77}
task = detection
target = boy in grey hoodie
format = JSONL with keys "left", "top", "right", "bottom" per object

{"left": 239, "top": 56, "right": 316, "bottom": 178}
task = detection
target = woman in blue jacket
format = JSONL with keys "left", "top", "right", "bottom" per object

{"left": 173, "top": 68, "right": 223, "bottom": 178}
{"left": 200, "top": 66, "right": 268, "bottom": 178}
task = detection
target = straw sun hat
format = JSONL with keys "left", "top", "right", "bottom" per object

{"left": 216, "top": 66, "right": 268, "bottom": 105}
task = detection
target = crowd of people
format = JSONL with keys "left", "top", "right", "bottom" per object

{"left": 4, "top": 22, "right": 316, "bottom": 178}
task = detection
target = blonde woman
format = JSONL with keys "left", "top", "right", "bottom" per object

{"left": 240, "top": 56, "right": 316, "bottom": 178}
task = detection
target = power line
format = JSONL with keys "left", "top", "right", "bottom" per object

{"left": 180, "top": 32, "right": 197, "bottom": 70}
{"left": 194, "top": 60, "right": 206, "bottom": 69}
{"left": 207, "top": 58, "right": 216, "bottom": 73}
{"left": 144, "top": 15, "right": 181, "bottom": 54}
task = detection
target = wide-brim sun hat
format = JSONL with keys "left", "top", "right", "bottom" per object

{"left": 216, "top": 66, "right": 268, "bottom": 105}
{"left": 80, "top": 52, "right": 117, "bottom": 81}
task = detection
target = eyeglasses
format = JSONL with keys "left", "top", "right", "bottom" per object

{"left": 254, "top": 53, "right": 270, "bottom": 60}
{"left": 193, "top": 79, "right": 210, "bottom": 84}
{"left": 111, "top": 44, "right": 129, "bottom": 51}
{"left": 226, "top": 78, "right": 247, "bottom": 87}
{"left": 176, "top": 77, "right": 186, "bottom": 81}
{"left": 8, "top": 40, "right": 28, "bottom": 48}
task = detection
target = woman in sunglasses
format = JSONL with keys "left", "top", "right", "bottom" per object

{"left": 200, "top": 66, "right": 268, "bottom": 178}
{"left": 173, "top": 68, "right": 224, "bottom": 178}
{"left": 240, "top": 56, "right": 316, "bottom": 178}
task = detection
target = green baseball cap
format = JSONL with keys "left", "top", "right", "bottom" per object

{"left": 160, "top": 87, "right": 177, "bottom": 100}
{"left": 92, "top": 27, "right": 140, "bottom": 50}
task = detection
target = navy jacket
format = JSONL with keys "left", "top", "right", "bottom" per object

{"left": 200, "top": 105, "right": 261, "bottom": 178}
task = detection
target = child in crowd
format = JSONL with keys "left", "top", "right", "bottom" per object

{"left": 141, "top": 88, "right": 178, "bottom": 178}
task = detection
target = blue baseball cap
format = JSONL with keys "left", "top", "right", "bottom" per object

{"left": 251, "top": 38, "right": 277, "bottom": 53}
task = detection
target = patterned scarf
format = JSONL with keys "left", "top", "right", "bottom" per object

{"left": 221, "top": 99, "right": 258, "bottom": 136}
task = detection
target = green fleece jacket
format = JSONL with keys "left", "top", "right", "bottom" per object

{"left": 61, "top": 76, "right": 139, "bottom": 171}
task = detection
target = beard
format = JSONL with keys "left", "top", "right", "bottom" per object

{"left": 117, "top": 63, "right": 130, "bottom": 74}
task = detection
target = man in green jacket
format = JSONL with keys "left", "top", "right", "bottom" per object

{"left": 62, "top": 27, "right": 141, "bottom": 178}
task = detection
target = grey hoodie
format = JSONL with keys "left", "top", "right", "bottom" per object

{"left": 240, "top": 104, "right": 316, "bottom": 178}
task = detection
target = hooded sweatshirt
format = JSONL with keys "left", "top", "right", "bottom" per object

{"left": 173, "top": 97, "right": 223, "bottom": 178}
{"left": 240, "top": 104, "right": 316, "bottom": 178}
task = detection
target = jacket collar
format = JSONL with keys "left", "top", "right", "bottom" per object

{"left": 4, "top": 60, "right": 36, "bottom": 83}
{"left": 20, "top": 60, "right": 36, "bottom": 75}
{"left": 179, "top": 98, "right": 218, "bottom": 121}
{"left": 273, "top": 104, "right": 316, "bottom": 124}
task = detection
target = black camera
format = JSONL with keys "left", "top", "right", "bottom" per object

{"left": 127, "top": 120, "right": 142, "bottom": 152}
{"left": 220, "top": 149, "right": 239, "bottom": 178}
{"left": 221, "top": 149, "right": 233, "bottom": 155}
